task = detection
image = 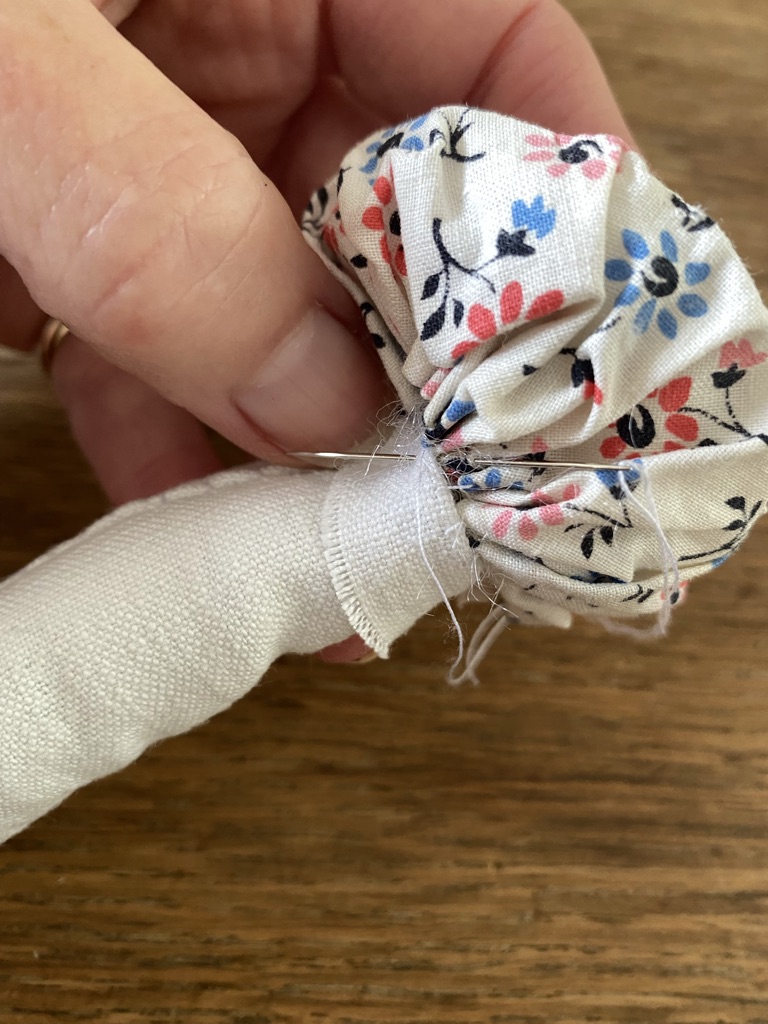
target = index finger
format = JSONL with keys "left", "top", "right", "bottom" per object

{"left": 333, "top": 0, "right": 635, "bottom": 144}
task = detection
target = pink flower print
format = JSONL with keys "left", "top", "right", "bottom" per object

{"left": 440, "top": 426, "right": 464, "bottom": 453}
{"left": 492, "top": 507, "right": 547, "bottom": 543}
{"left": 656, "top": 376, "right": 698, "bottom": 443}
{"left": 719, "top": 337, "right": 768, "bottom": 370}
{"left": 451, "top": 281, "right": 565, "bottom": 360}
{"left": 489, "top": 450, "right": 581, "bottom": 543}
{"left": 360, "top": 175, "right": 406, "bottom": 277}
{"left": 518, "top": 514, "right": 539, "bottom": 540}
{"left": 321, "top": 202, "right": 343, "bottom": 257}
{"left": 531, "top": 481, "right": 582, "bottom": 507}
{"left": 420, "top": 367, "right": 450, "bottom": 400}
{"left": 491, "top": 486, "right": 573, "bottom": 542}
{"left": 524, "top": 132, "right": 626, "bottom": 180}
{"left": 599, "top": 432, "right": 630, "bottom": 461}
{"left": 599, "top": 376, "right": 698, "bottom": 461}
{"left": 492, "top": 509, "right": 514, "bottom": 540}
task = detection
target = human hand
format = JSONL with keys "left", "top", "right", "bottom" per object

{"left": 2, "top": 0, "right": 633, "bottom": 661}
{"left": 1, "top": 0, "right": 632, "bottom": 504}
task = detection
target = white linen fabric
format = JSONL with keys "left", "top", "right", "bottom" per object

{"left": 303, "top": 106, "right": 768, "bottom": 627}
{"left": 2, "top": 106, "right": 767, "bottom": 841}
{"left": 0, "top": 456, "right": 471, "bottom": 843}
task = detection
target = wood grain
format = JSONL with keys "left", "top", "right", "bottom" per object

{"left": 2, "top": 2, "right": 768, "bottom": 1020}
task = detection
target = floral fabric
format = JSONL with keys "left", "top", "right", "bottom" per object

{"left": 303, "top": 106, "right": 768, "bottom": 626}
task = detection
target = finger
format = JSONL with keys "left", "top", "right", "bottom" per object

{"left": 0, "top": 0, "right": 387, "bottom": 459}
{"left": 50, "top": 336, "right": 224, "bottom": 506}
{"left": 110, "top": 1, "right": 634, "bottom": 222}
{"left": 51, "top": 335, "right": 368, "bottom": 662}
{"left": 50, "top": 336, "right": 367, "bottom": 663}
{"left": 0, "top": 260, "right": 47, "bottom": 352}
{"left": 90, "top": 0, "right": 142, "bottom": 26}
{"left": 0, "top": 0, "right": 152, "bottom": 353}
{"left": 332, "top": 0, "right": 635, "bottom": 142}
{"left": 316, "top": 635, "right": 375, "bottom": 664}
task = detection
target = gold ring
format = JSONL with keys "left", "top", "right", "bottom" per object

{"left": 38, "top": 317, "right": 71, "bottom": 374}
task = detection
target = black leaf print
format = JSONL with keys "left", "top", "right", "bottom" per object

{"left": 421, "top": 273, "right": 441, "bottom": 300}
{"left": 616, "top": 404, "right": 656, "bottom": 449}
{"left": 424, "top": 421, "right": 450, "bottom": 442}
{"left": 453, "top": 299, "right": 464, "bottom": 326}
{"left": 600, "top": 525, "right": 615, "bottom": 546}
{"left": 712, "top": 366, "right": 747, "bottom": 389}
{"left": 680, "top": 496, "right": 763, "bottom": 563}
{"left": 570, "top": 357, "right": 594, "bottom": 388}
{"left": 522, "top": 364, "right": 538, "bottom": 376}
{"left": 350, "top": 254, "right": 368, "bottom": 268}
{"left": 431, "top": 109, "right": 486, "bottom": 163}
{"left": 689, "top": 219, "right": 715, "bottom": 233}
{"left": 421, "top": 299, "right": 447, "bottom": 341}
{"left": 559, "top": 139, "right": 602, "bottom": 165}
{"left": 369, "top": 333, "right": 386, "bottom": 349}
{"left": 445, "top": 456, "right": 475, "bottom": 474}
{"left": 377, "top": 132, "right": 404, "bottom": 158}
{"left": 724, "top": 520, "right": 746, "bottom": 531}
{"left": 496, "top": 228, "right": 536, "bottom": 258}
{"left": 389, "top": 210, "right": 401, "bottom": 236}
{"left": 581, "top": 531, "right": 595, "bottom": 560}
{"left": 671, "top": 194, "right": 715, "bottom": 232}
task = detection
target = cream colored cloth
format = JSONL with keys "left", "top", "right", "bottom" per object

{"left": 303, "top": 106, "right": 768, "bottom": 627}
{"left": 0, "top": 454, "right": 471, "bottom": 843}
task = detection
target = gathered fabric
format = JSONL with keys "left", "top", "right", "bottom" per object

{"left": 303, "top": 106, "right": 768, "bottom": 626}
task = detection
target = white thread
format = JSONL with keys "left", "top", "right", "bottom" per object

{"left": 447, "top": 603, "right": 517, "bottom": 686}
{"left": 599, "top": 459, "right": 681, "bottom": 639}
{"left": 414, "top": 442, "right": 466, "bottom": 673}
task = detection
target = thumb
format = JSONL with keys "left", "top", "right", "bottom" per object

{"left": 0, "top": 1, "right": 385, "bottom": 456}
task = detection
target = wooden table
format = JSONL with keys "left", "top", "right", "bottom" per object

{"left": 2, "top": 2, "right": 768, "bottom": 1020}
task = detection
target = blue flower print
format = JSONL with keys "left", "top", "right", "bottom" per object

{"left": 456, "top": 466, "right": 518, "bottom": 494}
{"left": 512, "top": 196, "right": 557, "bottom": 239}
{"left": 605, "top": 228, "right": 710, "bottom": 339}
{"left": 596, "top": 465, "right": 640, "bottom": 491}
{"left": 443, "top": 398, "right": 476, "bottom": 424}
{"left": 360, "top": 115, "right": 430, "bottom": 178}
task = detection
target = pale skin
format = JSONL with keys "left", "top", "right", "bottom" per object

{"left": 0, "top": 0, "right": 634, "bottom": 661}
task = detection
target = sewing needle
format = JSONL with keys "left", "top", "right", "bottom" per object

{"left": 289, "top": 452, "right": 630, "bottom": 472}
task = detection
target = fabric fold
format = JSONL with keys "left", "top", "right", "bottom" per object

{"left": 0, "top": 455, "right": 471, "bottom": 843}
{"left": 321, "top": 443, "right": 472, "bottom": 656}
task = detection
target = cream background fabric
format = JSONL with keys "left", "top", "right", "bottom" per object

{"left": 0, "top": 456, "right": 470, "bottom": 843}
{"left": 303, "top": 106, "right": 768, "bottom": 626}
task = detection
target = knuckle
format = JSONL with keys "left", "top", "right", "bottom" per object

{"left": 90, "top": 1, "right": 144, "bottom": 27}
{"left": 64, "top": 125, "right": 269, "bottom": 363}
